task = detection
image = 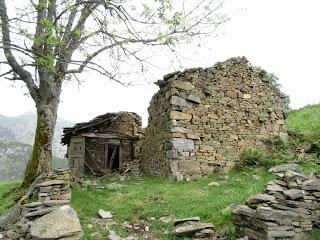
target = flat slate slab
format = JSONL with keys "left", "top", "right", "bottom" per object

{"left": 173, "top": 222, "right": 214, "bottom": 236}
{"left": 98, "top": 209, "right": 113, "bottom": 219}
{"left": 37, "top": 180, "right": 65, "bottom": 187}
{"left": 283, "top": 189, "right": 305, "bottom": 200}
{"left": 174, "top": 217, "right": 200, "bottom": 226}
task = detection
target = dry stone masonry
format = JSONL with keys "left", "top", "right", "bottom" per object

{"left": 0, "top": 169, "right": 83, "bottom": 240}
{"left": 232, "top": 170, "right": 320, "bottom": 240}
{"left": 141, "top": 57, "right": 288, "bottom": 180}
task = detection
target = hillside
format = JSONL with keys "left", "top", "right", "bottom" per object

{"left": 287, "top": 104, "right": 320, "bottom": 135}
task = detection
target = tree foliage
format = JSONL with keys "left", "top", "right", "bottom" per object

{"left": 0, "top": 0, "right": 227, "bottom": 84}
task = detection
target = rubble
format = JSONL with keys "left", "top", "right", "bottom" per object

{"left": 232, "top": 170, "right": 320, "bottom": 239}
{"left": 0, "top": 169, "right": 83, "bottom": 240}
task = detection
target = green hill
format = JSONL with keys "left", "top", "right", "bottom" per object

{"left": 287, "top": 104, "right": 320, "bottom": 134}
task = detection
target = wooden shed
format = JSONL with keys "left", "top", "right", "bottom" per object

{"left": 61, "top": 112, "right": 142, "bottom": 177}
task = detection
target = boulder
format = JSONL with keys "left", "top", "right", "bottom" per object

{"left": 30, "top": 205, "right": 83, "bottom": 239}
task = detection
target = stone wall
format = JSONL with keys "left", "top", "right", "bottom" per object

{"left": 232, "top": 170, "right": 320, "bottom": 240}
{"left": 141, "top": 57, "right": 288, "bottom": 179}
{"left": 140, "top": 86, "right": 172, "bottom": 177}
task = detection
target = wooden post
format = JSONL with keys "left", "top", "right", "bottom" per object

{"left": 104, "top": 143, "right": 108, "bottom": 169}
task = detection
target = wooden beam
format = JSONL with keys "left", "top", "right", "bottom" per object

{"left": 108, "top": 145, "right": 118, "bottom": 169}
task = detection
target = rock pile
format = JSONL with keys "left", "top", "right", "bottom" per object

{"left": 0, "top": 169, "right": 83, "bottom": 240}
{"left": 232, "top": 170, "right": 320, "bottom": 240}
{"left": 141, "top": 57, "right": 288, "bottom": 180}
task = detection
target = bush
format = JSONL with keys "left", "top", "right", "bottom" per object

{"left": 241, "top": 147, "right": 270, "bottom": 167}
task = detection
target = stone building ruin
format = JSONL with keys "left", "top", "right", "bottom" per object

{"left": 62, "top": 57, "right": 288, "bottom": 179}
{"left": 140, "top": 57, "right": 288, "bottom": 180}
{"left": 61, "top": 112, "right": 142, "bottom": 177}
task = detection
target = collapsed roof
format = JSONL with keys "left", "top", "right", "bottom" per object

{"left": 61, "top": 111, "right": 141, "bottom": 145}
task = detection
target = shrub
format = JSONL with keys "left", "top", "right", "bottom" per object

{"left": 240, "top": 147, "right": 270, "bottom": 167}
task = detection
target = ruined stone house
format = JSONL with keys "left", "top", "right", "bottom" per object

{"left": 61, "top": 112, "right": 142, "bottom": 177}
{"left": 140, "top": 57, "right": 288, "bottom": 180}
{"left": 62, "top": 57, "right": 288, "bottom": 179}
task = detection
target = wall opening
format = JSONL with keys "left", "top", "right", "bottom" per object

{"left": 105, "top": 144, "right": 120, "bottom": 170}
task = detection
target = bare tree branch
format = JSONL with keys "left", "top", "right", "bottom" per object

{"left": 0, "top": 0, "right": 39, "bottom": 102}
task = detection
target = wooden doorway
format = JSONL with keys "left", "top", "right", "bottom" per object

{"left": 105, "top": 144, "right": 120, "bottom": 170}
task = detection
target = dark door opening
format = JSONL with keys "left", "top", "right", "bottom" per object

{"left": 105, "top": 144, "right": 120, "bottom": 170}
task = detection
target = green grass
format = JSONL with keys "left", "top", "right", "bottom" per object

{"left": 71, "top": 164, "right": 320, "bottom": 240}
{"left": 0, "top": 181, "right": 20, "bottom": 215}
{"left": 72, "top": 169, "right": 273, "bottom": 239}
{"left": 309, "top": 229, "right": 320, "bottom": 240}
{"left": 287, "top": 104, "right": 320, "bottom": 134}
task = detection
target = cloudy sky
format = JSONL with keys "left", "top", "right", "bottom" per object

{"left": 0, "top": 0, "right": 319, "bottom": 126}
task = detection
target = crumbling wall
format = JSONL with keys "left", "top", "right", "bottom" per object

{"left": 94, "top": 112, "right": 142, "bottom": 136}
{"left": 141, "top": 57, "right": 288, "bottom": 179}
{"left": 140, "top": 86, "right": 172, "bottom": 176}
{"left": 232, "top": 170, "right": 320, "bottom": 240}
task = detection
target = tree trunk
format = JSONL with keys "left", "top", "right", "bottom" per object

{"left": 21, "top": 75, "right": 61, "bottom": 188}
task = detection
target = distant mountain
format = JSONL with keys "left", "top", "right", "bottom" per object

{"left": 0, "top": 112, "right": 74, "bottom": 158}
{"left": 0, "top": 140, "right": 31, "bottom": 182}
{"left": 0, "top": 113, "right": 73, "bottom": 182}
{"left": 0, "top": 140, "right": 68, "bottom": 182}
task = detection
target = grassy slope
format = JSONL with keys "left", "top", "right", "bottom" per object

{"left": 72, "top": 164, "right": 320, "bottom": 240}
{"left": 72, "top": 169, "right": 274, "bottom": 239}
{"left": 287, "top": 104, "right": 320, "bottom": 134}
{"left": 0, "top": 181, "right": 20, "bottom": 215}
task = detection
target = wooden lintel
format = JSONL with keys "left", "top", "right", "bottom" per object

{"left": 79, "top": 133, "right": 138, "bottom": 140}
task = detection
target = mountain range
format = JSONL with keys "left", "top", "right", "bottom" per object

{"left": 0, "top": 112, "right": 73, "bottom": 182}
